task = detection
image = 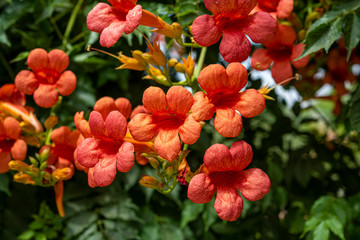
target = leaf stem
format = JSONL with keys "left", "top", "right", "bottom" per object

{"left": 62, "top": 0, "right": 84, "bottom": 50}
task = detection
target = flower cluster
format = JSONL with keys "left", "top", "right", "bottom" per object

{"left": 3, "top": 0, "right": 331, "bottom": 223}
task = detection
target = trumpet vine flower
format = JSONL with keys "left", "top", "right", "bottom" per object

{"left": 192, "top": 63, "right": 265, "bottom": 137}
{"left": 192, "top": 0, "right": 277, "bottom": 63}
{"left": 187, "top": 141, "right": 271, "bottom": 221}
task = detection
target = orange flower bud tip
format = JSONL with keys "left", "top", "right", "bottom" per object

{"left": 9, "top": 160, "right": 29, "bottom": 172}
{"left": 139, "top": 175, "right": 161, "bottom": 189}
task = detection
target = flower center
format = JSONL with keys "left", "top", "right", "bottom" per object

{"left": 267, "top": 46, "right": 292, "bottom": 61}
{"left": 214, "top": 15, "right": 230, "bottom": 29}
{"left": 35, "top": 69, "right": 60, "bottom": 84}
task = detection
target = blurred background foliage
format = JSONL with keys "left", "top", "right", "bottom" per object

{"left": 1, "top": 0, "right": 360, "bottom": 239}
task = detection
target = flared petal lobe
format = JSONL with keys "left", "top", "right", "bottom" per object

{"left": 236, "top": 89, "right": 265, "bottom": 118}
{"left": 154, "top": 129, "right": 181, "bottom": 161}
{"left": 204, "top": 144, "right": 233, "bottom": 173}
{"left": 220, "top": 28, "right": 251, "bottom": 63}
{"left": 105, "top": 111, "right": 127, "bottom": 141}
{"left": 48, "top": 49, "right": 69, "bottom": 73}
{"left": 116, "top": 141, "right": 135, "bottom": 172}
{"left": 57, "top": 71, "right": 76, "bottom": 96}
{"left": 124, "top": 5, "right": 142, "bottom": 34}
{"left": 192, "top": 15, "right": 223, "bottom": 47}
{"left": 277, "top": 0, "right": 294, "bottom": 19}
{"left": 187, "top": 173, "right": 216, "bottom": 203}
{"left": 214, "top": 186, "right": 243, "bottom": 221}
{"left": 238, "top": 168, "right": 271, "bottom": 201}
{"left": 143, "top": 87, "right": 167, "bottom": 114}
{"left": 192, "top": 92, "right": 216, "bottom": 121}
{"left": 178, "top": 114, "right": 201, "bottom": 145}
{"left": 229, "top": 140, "right": 253, "bottom": 171}
{"left": 14, "top": 71, "right": 38, "bottom": 95}
{"left": 214, "top": 108, "right": 243, "bottom": 138}
{"left": 166, "top": 86, "right": 193, "bottom": 116}
{"left": 27, "top": 48, "right": 48, "bottom": 71}
{"left": 128, "top": 113, "right": 157, "bottom": 141}
{"left": 271, "top": 60, "right": 293, "bottom": 83}
{"left": 291, "top": 44, "right": 309, "bottom": 68}
{"left": 93, "top": 156, "right": 117, "bottom": 187}
{"left": 197, "top": 64, "right": 228, "bottom": 94}
{"left": 251, "top": 48, "right": 272, "bottom": 70}
{"left": 33, "top": 84, "right": 58, "bottom": 108}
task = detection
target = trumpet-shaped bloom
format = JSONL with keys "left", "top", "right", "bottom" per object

{"left": 128, "top": 86, "right": 202, "bottom": 161}
{"left": 187, "top": 141, "right": 271, "bottom": 221}
{"left": 87, "top": 0, "right": 166, "bottom": 48}
{"left": 192, "top": 0, "right": 277, "bottom": 63}
{"left": 251, "top": 24, "right": 309, "bottom": 83}
{"left": 0, "top": 117, "right": 27, "bottom": 173}
{"left": 76, "top": 110, "right": 134, "bottom": 187}
{"left": 254, "top": 0, "right": 294, "bottom": 19}
{"left": 192, "top": 63, "right": 265, "bottom": 137}
{"left": 0, "top": 84, "right": 25, "bottom": 107}
{"left": 15, "top": 48, "right": 76, "bottom": 108}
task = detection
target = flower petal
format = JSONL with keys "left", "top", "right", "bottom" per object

{"left": 108, "top": 0, "right": 137, "bottom": 11}
{"left": 205, "top": 0, "right": 257, "bottom": 17}
{"left": 238, "top": 168, "right": 271, "bottom": 201}
{"left": 251, "top": 48, "right": 272, "bottom": 70}
{"left": 277, "top": 0, "right": 294, "bottom": 19}
{"left": 76, "top": 138, "right": 102, "bottom": 168}
{"left": 291, "top": 44, "right": 309, "bottom": 68}
{"left": 88, "top": 168, "right": 97, "bottom": 188}
{"left": 33, "top": 84, "right": 58, "bottom": 108}
{"left": 192, "top": 91, "right": 216, "bottom": 121}
{"left": 105, "top": 111, "right": 127, "bottom": 141}
{"left": 192, "top": 15, "right": 222, "bottom": 47}
{"left": 264, "top": 24, "right": 296, "bottom": 48}
{"left": 100, "top": 21, "right": 125, "bottom": 48}
{"left": 271, "top": 60, "right": 293, "bottom": 83}
{"left": 166, "top": 86, "right": 193, "bottom": 116}
{"left": 154, "top": 129, "right": 180, "bottom": 161}
{"left": 56, "top": 71, "right": 76, "bottom": 96}
{"left": 214, "top": 186, "right": 243, "bottom": 221}
{"left": 93, "top": 155, "right": 117, "bottom": 187}
{"left": 143, "top": 86, "right": 167, "bottom": 114}
{"left": 187, "top": 173, "right": 216, "bottom": 203}
{"left": 214, "top": 108, "right": 243, "bottom": 138}
{"left": 89, "top": 111, "right": 107, "bottom": 139}
{"left": 128, "top": 113, "right": 157, "bottom": 141}
{"left": 198, "top": 64, "right": 228, "bottom": 94}
{"left": 236, "top": 89, "right": 265, "bottom": 118}
{"left": 229, "top": 141, "right": 253, "bottom": 171}
{"left": 11, "top": 139, "right": 27, "bottom": 161}
{"left": 220, "top": 27, "right": 250, "bottom": 63}
{"left": 48, "top": 49, "right": 69, "bottom": 73}
{"left": 15, "top": 70, "right": 38, "bottom": 95}
{"left": 0, "top": 152, "right": 11, "bottom": 173}
{"left": 4, "top": 117, "right": 21, "bottom": 139}
{"left": 116, "top": 141, "right": 134, "bottom": 172}
{"left": 204, "top": 143, "right": 233, "bottom": 172}
{"left": 225, "top": 62, "right": 248, "bottom": 92}
{"left": 242, "top": 12, "right": 277, "bottom": 43}
{"left": 124, "top": 5, "right": 142, "bottom": 34}
{"left": 115, "top": 97, "right": 132, "bottom": 119}
{"left": 178, "top": 114, "right": 201, "bottom": 145}
{"left": 27, "top": 48, "right": 48, "bottom": 71}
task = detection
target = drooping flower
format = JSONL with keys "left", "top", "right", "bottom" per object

{"left": 191, "top": 0, "right": 277, "bottom": 63}
{"left": 0, "top": 117, "right": 27, "bottom": 173}
{"left": 253, "top": 0, "right": 294, "bottom": 19}
{"left": 251, "top": 24, "right": 309, "bottom": 83}
{"left": 87, "top": 0, "right": 182, "bottom": 48}
{"left": 76, "top": 110, "right": 135, "bottom": 187}
{"left": 187, "top": 141, "right": 271, "bottom": 221}
{"left": 15, "top": 48, "right": 76, "bottom": 108}
{"left": 192, "top": 63, "right": 265, "bottom": 138}
{"left": 128, "top": 86, "right": 202, "bottom": 161}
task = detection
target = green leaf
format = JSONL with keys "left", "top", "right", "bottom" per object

{"left": 35, "top": 232, "right": 47, "bottom": 240}
{"left": 342, "top": 12, "right": 360, "bottom": 60}
{"left": 180, "top": 199, "right": 204, "bottom": 228}
{"left": 18, "top": 230, "right": 35, "bottom": 240}
{"left": 10, "top": 51, "right": 29, "bottom": 63}
{"left": 325, "top": 217, "right": 345, "bottom": 240}
{"left": 302, "top": 17, "right": 342, "bottom": 57}
{"left": 0, "top": 174, "right": 11, "bottom": 196}
{"left": 313, "top": 222, "right": 329, "bottom": 240}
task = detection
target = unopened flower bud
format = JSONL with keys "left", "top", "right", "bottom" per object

{"left": 44, "top": 115, "right": 58, "bottom": 130}
{"left": 29, "top": 156, "right": 38, "bottom": 166}
{"left": 174, "top": 63, "right": 186, "bottom": 73}
{"left": 14, "top": 173, "right": 35, "bottom": 185}
{"left": 8, "top": 160, "right": 29, "bottom": 172}
{"left": 148, "top": 157, "right": 160, "bottom": 170}
{"left": 52, "top": 167, "right": 73, "bottom": 181}
{"left": 168, "top": 58, "right": 178, "bottom": 67}
{"left": 142, "top": 53, "right": 158, "bottom": 66}
{"left": 131, "top": 50, "right": 147, "bottom": 65}
{"left": 139, "top": 175, "right": 161, "bottom": 189}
